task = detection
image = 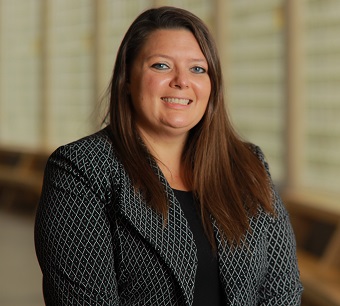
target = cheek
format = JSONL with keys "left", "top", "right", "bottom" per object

{"left": 199, "top": 83, "right": 211, "bottom": 116}
{"left": 134, "top": 78, "right": 161, "bottom": 104}
{"left": 206, "top": 80, "right": 212, "bottom": 99}
{"left": 195, "top": 77, "right": 211, "bottom": 97}
{"left": 145, "top": 76, "right": 168, "bottom": 92}
{"left": 198, "top": 81, "right": 211, "bottom": 107}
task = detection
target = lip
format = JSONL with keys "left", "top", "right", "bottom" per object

{"left": 161, "top": 97, "right": 193, "bottom": 105}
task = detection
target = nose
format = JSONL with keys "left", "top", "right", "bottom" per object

{"left": 169, "top": 70, "right": 189, "bottom": 89}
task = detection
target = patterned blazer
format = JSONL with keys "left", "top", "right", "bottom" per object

{"left": 35, "top": 128, "right": 303, "bottom": 305}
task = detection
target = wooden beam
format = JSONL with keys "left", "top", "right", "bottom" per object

{"left": 40, "top": 0, "right": 50, "bottom": 150}
{"left": 283, "top": 0, "right": 306, "bottom": 190}
{"left": 213, "top": 0, "right": 229, "bottom": 73}
{"left": 93, "top": 0, "right": 105, "bottom": 130}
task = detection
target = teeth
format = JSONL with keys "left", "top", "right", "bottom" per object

{"left": 162, "top": 97, "right": 190, "bottom": 105}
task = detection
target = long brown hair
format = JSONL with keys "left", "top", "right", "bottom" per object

{"left": 106, "top": 6, "right": 274, "bottom": 247}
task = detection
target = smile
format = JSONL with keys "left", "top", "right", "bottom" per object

{"left": 161, "top": 97, "right": 191, "bottom": 105}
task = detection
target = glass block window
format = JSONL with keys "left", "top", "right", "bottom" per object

{"left": 304, "top": 0, "right": 340, "bottom": 193}
{"left": 227, "top": 0, "right": 285, "bottom": 183}
{"left": 45, "top": 0, "right": 96, "bottom": 147}
{"left": 0, "top": 0, "right": 42, "bottom": 148}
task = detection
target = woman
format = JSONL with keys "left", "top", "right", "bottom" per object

{"left": 35, "top": 6, "right": 303, "bottom": 305}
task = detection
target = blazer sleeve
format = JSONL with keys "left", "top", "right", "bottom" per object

{"left": 34, "top": 141, "right": 120, "bottom": 305}
{"left": 259, "top": 189, "right": 303, "bottom": 305}
{"left": 254, "top": 146, "right": 303, "bottom": 305}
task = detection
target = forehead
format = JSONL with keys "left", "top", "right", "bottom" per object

{"left": 137, "top": 29, "right": 205, "bottom": 58}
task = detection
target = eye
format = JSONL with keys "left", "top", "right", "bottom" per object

{"left": 151, "top": 63, "right": 169, "bottom": 70}
{"left": 190, "top": 66, "right": 207, "bottom": 74}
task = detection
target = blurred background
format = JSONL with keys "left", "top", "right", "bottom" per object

{"left": 0, "top": 0, "right": 339, "bottom": 305}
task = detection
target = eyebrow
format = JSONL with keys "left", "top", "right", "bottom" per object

{"left": 146, "top": 54, "right": 207, "bottom": 63}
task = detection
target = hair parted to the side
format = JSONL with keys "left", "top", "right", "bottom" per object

{"left": 106, "top": 6, "right": 274, "bottom": 249}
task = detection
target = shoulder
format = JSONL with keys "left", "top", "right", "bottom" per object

{"left": 247, "top": 143, "right": 268, "bottom": 168}
{"left": 53, "top": 126, "right": 113, "bottom": 156}
{"left": 246, "top": 143, "right": 286, "bottom": 215}
{"left": 51, "top": 127, "right": 117, "bottom": 163}
{"left": 245, "top": 143, "right": 273, "bottom": 182}
{"left": 46, "top": 127, "right": 121, "bottom": 191}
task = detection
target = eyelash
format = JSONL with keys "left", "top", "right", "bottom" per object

{"left": 151, "top": 63, "right": 207, "bottom": 74}
{"left": 190, "top": 66, "right": 206, "bottom": 74}
{"left": 151, "top": 63, "right": 169, "bottom": 70}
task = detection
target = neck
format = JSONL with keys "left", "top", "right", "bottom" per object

{"left": 139, "top": 130, "right": 190, "bottom": 191}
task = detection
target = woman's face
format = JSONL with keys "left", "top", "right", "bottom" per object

{"left": 128, "top": 29, "right": 211, "bottom": 141}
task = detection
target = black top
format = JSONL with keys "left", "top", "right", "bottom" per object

{"left": 173, "top": 189, "right": 224, "bottom": 305}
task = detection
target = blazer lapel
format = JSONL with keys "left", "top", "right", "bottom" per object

{"left": 117, "top": 161, "right": 197, "bottom": 305}
{"left": 213, "top": 219, "right": 230, "bottom": 300}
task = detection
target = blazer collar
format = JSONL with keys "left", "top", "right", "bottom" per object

{"left": 117, "top": 159, "right": 197, "bottom": 305}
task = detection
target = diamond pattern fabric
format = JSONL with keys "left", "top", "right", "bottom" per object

{"left": 35, "top": 128, "right": 303, "bottom": 305}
